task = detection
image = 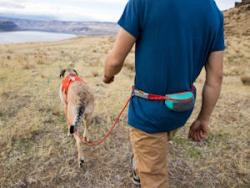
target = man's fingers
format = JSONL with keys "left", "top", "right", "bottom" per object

{"left": 103, "top": 76, "right": 114, "bottom": 84}
{"left": 200, "top": 130, "right": 206, "bottom": 139}
{"left": 188, "top": 129, "right": 194, "bottom": 139}
{"left": 189, "top": 121, "right": 199, "bottom": 141}
{"left": 194, "top": 132, "right": 199, "bottom": 141}
{"left": 194, "top": 132, "right": 200, "bottom": 142}
{"left": 189, "top": 127, "right": 209, "bottom": 142}
{"left": 189, "top": 129, "right": 199, "bottom": 141}
{"left": 198, "top": 130, "right": 203, "bottom": 140}
{"left": 188, "top": 129, "right": 192, "bottom": 138}
{"left": 194, "top": 129, "right": 205, "bottom": 142}
{"left": 190, "top": 130, "right": 198, "bottom": 141}
{"left": 189, "top": 128, "right": 204, "bottom": 142}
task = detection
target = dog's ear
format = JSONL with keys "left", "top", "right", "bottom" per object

{"left": 60, "top": 69, "right": 66, "bottom": 78}
{"left": 73, "top": 69, "right": 78, "bottom": 76}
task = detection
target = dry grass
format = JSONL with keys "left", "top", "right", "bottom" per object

{"left": 0, "top": 29, "right": 250, "bottom": 188}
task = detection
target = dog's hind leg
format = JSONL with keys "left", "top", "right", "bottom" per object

{"left": 83, "top": 121, "right": 87, "bottom": 139}
{"left": 83, "top": 114, "right": 92, "bottom": 142}
{"left": 73, "top": 134, "right": 85, "bottom": 168}
{"left": 82, "top": 120, "right": 89, "bottom": 142}
{"left": 67, "top": 104, "right": 85, "bottom": 167}
{"left": 64, "top": 105, "right": 71, "bottom": 137}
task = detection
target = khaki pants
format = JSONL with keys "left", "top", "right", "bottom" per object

{"left": 129, "top": 127, "right": 177, "bottom": 188}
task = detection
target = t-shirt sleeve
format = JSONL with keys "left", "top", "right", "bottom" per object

{"left": 210, "top": 12, "right": 225, "bottom": 52}
{"left": 118, "top": 0, "right": 141, "bottom": 38}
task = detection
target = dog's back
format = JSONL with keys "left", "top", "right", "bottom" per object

{"left": 66, "top": 82, "right": 94, "bottom": 133}
{"left": 67, "top": 82, "right": 94, "bottom": 115}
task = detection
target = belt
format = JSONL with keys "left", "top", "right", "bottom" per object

{"left": 131, "top": 86, "right": 195, "bottom": 102}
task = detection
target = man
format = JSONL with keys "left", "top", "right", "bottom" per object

{"left": 103, "top": 0, "right": 224, "bottom": 187}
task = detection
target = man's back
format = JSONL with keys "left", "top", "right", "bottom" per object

{"left": 118, "top": 0, "right": 225, "bottom": 133}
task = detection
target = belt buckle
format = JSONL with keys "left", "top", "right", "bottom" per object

{"left": 134, "top": 89, "right": 148, "bottom": 99}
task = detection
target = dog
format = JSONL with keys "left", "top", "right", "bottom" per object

{"left": 59, "top": 68, "right": 94, "bottom": 168}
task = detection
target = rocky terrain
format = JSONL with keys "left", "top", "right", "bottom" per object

{"left": 235, "top": 0, "right": 250, "bottom": 7}
{"left": 223, "top": 0, "right": 250, "bottom": 77}
{"left": 0, "top": 2, "right": 249, "bottom": 188}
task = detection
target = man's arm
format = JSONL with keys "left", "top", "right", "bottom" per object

{"left": 103, "top": 28, "right": 136, "bottom": 84}
{"left": 189, "top": 51, "right": 224, "bottom": 142}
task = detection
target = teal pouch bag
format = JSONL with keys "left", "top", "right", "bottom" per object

{"left": 165, "top": 90, "right": 195, "bottom": 112}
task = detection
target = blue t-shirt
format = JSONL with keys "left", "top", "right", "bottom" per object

{"left": 118, "top": 0, "right": 225, "bottom": 133}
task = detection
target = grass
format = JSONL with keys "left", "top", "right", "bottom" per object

{"left": 0, "top": 36, "right": 249, "bottom": 188}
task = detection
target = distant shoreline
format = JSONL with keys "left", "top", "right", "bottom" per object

{"left": 0, "top": 31, "right": 77, "bottom": 44}
{"left": 0, "top": 16, "right": 118, "bottom": 36}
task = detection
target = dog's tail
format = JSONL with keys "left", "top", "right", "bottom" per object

{"left": 70, "top": 106, "right": 85, "bottom": 134}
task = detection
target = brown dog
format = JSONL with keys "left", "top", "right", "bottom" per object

{"left": 59, "top": 68, "right": 94, "bottom": 167}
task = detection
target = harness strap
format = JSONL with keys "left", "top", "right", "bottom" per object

{"left": 61, "top": 74, "right": 86, "bottom": 103}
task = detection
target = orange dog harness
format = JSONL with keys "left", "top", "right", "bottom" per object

{"left": 61, "top": 74, "right": 86, "bottom": 99}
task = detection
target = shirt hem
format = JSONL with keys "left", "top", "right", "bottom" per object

{"left": 128, "top": 119, "right": 185, "bottom": 134}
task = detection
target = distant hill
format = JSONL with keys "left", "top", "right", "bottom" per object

{"left": 0, "top": 16, "right": 118, "bottom": 36}
{"left": 224, "top": 0, "right": 250, "bottom": 36}
{"left": 223, "top": 0, "right": 250, "bottom": 77}
{"left": 0, "top": 21, "right": 18, "bottom": 31}
{"left": 235, "top": 0, "right": 250, "bottom": 7}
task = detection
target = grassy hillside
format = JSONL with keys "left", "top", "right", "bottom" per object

{"left": 0, "top": 5, "right": 250, "bottom": 188}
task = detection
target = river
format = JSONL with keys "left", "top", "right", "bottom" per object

{"left": 0, "top": 31, "right": 76, "bottom": 44}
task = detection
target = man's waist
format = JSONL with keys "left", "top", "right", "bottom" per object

{"left": 132, "top": 85, "right": 196, "bottom": 96}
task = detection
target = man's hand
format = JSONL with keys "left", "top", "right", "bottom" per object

{"left": 103, "top": 75, "right": 114, "bottom": 84}
{"left": 188, "top": 119, "right": 209, "bottom": 142}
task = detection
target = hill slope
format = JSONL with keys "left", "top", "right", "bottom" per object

{"left": 224, "top": 1, "right": 250, "bottom": 76}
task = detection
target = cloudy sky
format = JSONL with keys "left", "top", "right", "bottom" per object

{"left": 0, "top": 0, "right": 241, "bottom": 22}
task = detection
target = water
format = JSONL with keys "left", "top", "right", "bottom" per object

{"left": 0, "top": 31, "right": 76, "bottom": 44}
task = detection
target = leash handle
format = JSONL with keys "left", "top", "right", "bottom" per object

{"left": 76, "top": 95, "right": 132, "bottom": 147}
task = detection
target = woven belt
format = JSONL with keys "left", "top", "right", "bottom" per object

{"left": 132, "top": 86, "right": 195, "bottom": 102}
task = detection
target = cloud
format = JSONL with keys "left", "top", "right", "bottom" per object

{"left": 0, "top": 1, "right": 25, "bottom": 9}
{"left": 0, "top": 0, "right": 241, "bottom": 21}
{"left": 0, "top": 0, "right": 127, "bottom": 21}
{"left": 215, "top": 0, "right": 241, "bottom": 10}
